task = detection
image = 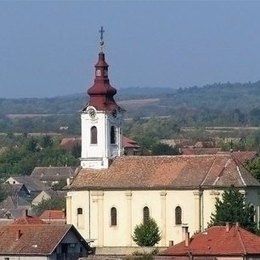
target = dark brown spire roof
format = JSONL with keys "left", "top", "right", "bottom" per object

{"left": 86, "top": 52, "right": 121, "bottom": 113}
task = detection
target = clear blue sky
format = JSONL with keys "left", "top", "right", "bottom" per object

{"left": 0, "top": 1, "right": 260, "bottom": 98}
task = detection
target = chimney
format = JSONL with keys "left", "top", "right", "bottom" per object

{"left": 226, "top": 222, "right": 230, "bottom": 232}
{"left": 182, "top": 226, "right": 189, "bottom": 241}
{"left": 235, "top": 222, "right": 239, "bottom": 227}
{"left": 24, "top": 209, "right": 29, "bottom": 217}
{"left": 185, "top": 231, "right": 190, "bottom": 247}
{"left": 66, "top": 177, "right": 71, "bottom": 186}
{"left": 16, "top": 229, "right": 22, "bottom": 240}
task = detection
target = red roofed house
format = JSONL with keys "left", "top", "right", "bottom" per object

{"left": 65, "top": 30, "right": 260, "bottom": 254}
{"left": 40, "top": 210, "right": 66, "bottom": 224}
{"left": 0, "top": 215, "right": 91, "bottom": 260}
{"left": 161, "top": 223, "right": 260, "bottom": 259}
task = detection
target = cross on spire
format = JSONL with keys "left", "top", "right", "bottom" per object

{"left": 99, "top": 26, "right": 105, "bottom": 52}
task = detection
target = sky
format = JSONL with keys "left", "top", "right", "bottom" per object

{"left": 0, "top": 1, "right": 260, "bottom": 98}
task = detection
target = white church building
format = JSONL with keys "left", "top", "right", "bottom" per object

{"left": 66, "top": 32, "right": 260, "bottom": 251}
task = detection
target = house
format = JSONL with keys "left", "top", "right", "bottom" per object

{"left": 123, "top": 136, "right": 141, "bottom": 155}
{"left": 5, "top": 176, "right": 48, "bottom": 198}
{"left": 60, "top": 137, "right": 81, "bottom": 151}
{"left": 31, "top": 190, "right": 66, "bottom": 206}
{"left": 31, "top": 166, "right": 76, "bottom": 187}
{"left": 40, "top": 209, "right": 66, "bottom": 224}
{"left": 0, "top": 215, "right": 91, "bottom": 260}
{"left": 161, "top": 223, "right": 260, "bottom": 259}
{"left": 65, "top": 32, "right": 260, "bottom": 253}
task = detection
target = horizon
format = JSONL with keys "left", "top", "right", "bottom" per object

{"left": 1, "top": 1, "right": 260, "bottom": 98}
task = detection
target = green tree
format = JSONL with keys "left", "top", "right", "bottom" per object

{"left": 132, "top": 218, "right": 161, "bottom": 247}
{"left": 32, "top": 197, "right": 66, "bottom": 216}
{"left": 246, "top": 157, "right": 260, "bottom": 181}
{"left": 210, "top": 187, "right": 256, "bottom": 232}
{"left": 151, "top": 143, "right": 180, "bottom": 155}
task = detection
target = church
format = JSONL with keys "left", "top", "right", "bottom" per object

{"left": 66, "top": 30, "right": 260, "bottom": 252}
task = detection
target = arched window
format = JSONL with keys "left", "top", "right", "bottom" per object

{"left": 110, "top": 126, "right": 116, "bottom": 144}
{"left": 143, "top": 206, "right": 150, "bottom": 224}
{"left": 77, "top": 208, "right": 83, "bottom": 215}
{"left": 111, "top": 207, "right": 117, "bottom": 226}
{"left": 90, "top": 126, "right": 97, "bottom": 144}
{"left": 175, "top": 206, "right": 182, "bottom": 225}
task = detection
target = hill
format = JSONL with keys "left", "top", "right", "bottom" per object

{"left": 0, "top": 81, "right": 259, "bottom": 133}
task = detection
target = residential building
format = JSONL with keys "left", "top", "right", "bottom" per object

{"left": 161, "top": 223, "right": 260, "bottom": 259}
{"left": 0, "top": 215, "right": 91, "bottom": 260}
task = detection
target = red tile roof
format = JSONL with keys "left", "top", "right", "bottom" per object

{"left": 40, "top": 210, "right": 65, "bottom": 220}
{"left": 0, "top": 223, "right": 71, "bottom": 255}
{"left": 182, "top": 147, "right": 220, "bottom": 155}
{"left": 13, "top": 215, "right": 45, "bottom": 225}
{"left": 122, "top": 136, "right": 140, "bottom": 149}
{"left": 162, "top": 225, "right": 260, "bottom": 256}
{"left": 68, "top": 154, "right": 259, "bottom": 190}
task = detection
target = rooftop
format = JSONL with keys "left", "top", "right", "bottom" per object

{"left": 162, "top": 225, "right": 260, "bottom": 256}
{"left": 68, "top": 153, "right": 259, "bottom": 190}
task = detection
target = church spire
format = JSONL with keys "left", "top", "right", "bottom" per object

{"left": 86, "top": 27, "right": 121, "bottom": 113}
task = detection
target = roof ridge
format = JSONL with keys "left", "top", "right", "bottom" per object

{"left": 212, "top": 158, "right": 231, "bottom": 186}
{"left": 200, "top": 156, "right": 217, "bottom": 186}
{"left": 237, "top": 227, "right": 247, "bottom": 255}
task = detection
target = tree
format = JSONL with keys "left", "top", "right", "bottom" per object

{"left": 210, "top": 187, "right": 256, "bottom": 232}
{"left": 151, "top": 143, "right": 180, "bottom": 155}
{"left": 246, "top": 157, "right": 260, "bottom": 181}
{"left": 132, "top": 218, "right": 161, "bottom": 247}
{"left": 32, "top": 198, "right": 66, "bottom": 216}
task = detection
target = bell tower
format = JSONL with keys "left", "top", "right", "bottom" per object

{"left": 81, "top": 27, "right": 123, "bottom": 169}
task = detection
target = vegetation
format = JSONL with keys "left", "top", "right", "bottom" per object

{"left": 32, "top": 197, "right": 66, "bottom": 216}
{"left": 0, "top": 136, "right": 79, "bottom": 179}
{"left": 132, "top": 218, "right": 161, "bottom": 247}
{"left": 246, "top": 157, "right": 260, "bottom": 182}
{"left": 210, "top": 187, "right": 256, "bottom": 233}
{"left": 0, "top": 81, "right": 259, "bottom": 135}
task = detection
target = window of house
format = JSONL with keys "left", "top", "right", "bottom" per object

{"left": 175, "top": 206, "right": 182, "bottom": 225}
{"left": 90, "top": 126, "right": 97, "bottom": 144}
{"left": 143, "top": 206, "right": 150, "bottom": 224}
{"left": 111, "top": 207, "right": 117, "bottom": 226}
{"left": 110, "top": 126, "right": 116, "bottom": 144}
{"left": 77, "top": 208, "right": 83, "bottom": 215}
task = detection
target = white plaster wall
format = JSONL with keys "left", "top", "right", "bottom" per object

{"left": 165, "top": 190, "right": 197, "bottom": 245}
{"left": 81, "top": 112, "right": 108, "bottom": 159}
{"left": 66, "top": 190, "right": 90, "bottom": 239}
{"left": 102, "top": 191, "right": 128, "bottom": 246}
{"left": 81, "top": 111, "right": 122, "bottom": 169}
{"left": 67, "top": 187, "right": 260, "bottom": 248}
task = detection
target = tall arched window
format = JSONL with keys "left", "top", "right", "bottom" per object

{"left": 110, "top": 126, "right": 116, "bottom": 144}
{"left": 175, "top": 206, "right": 182, "bottom": 225}
{"left": 111, "top": 207, "right": 117, "bottom": 226}
{"left": 143, "top": 206, "right": 150, "bottom": 224}
{"left": 77, "top": 207, "right": 84, "bottom": 228}
{"left": 90, "top": 126, "right": 97, "bottom": 144}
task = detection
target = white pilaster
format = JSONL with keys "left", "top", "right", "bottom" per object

{"left": 125, "top": 190, "right": 132, "bottom": 246}
{"left": 160, "top": 191, "right": 167, "bottom": 246}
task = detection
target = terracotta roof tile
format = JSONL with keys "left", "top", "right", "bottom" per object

{"left": 40, "top": 210, "right": 65, "bottom": 220}
{"left": 68, "top": 154, "right": 260, "bottom": 190}
{"left": 0, "top": 224, "right": 71, "bottom": 255}
{"left": 162, "top": 225, "right": 260, "bottom": 256}
{"left": 31, "top": 167, "right": 75, "bottom": 182}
